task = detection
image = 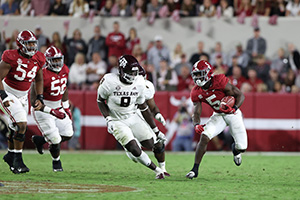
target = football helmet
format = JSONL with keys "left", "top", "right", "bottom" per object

{"left": 191, "top": 60, "right": 213, "bottom": 87}
{"left": 138, "top": 65, "right": 146, "bottom": 78}
{"left": 118, "top": 55, "right": 140, "bottom": 84}
{"left": 16, "top": 30, "right": 38, "bottom": 57}
{"left": 45, "top": 46, "right": 64, "bottom": 72}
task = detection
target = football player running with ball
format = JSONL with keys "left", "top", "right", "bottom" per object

{"left": 97, "top": 55, "right": 167, "bottom": 179}
{"left": 0, "top": 30, "right": 45, "bottom": 174}
{"left": 31, "top": 46, "right": 73, "bottom": 172}
{"left": 186, "top": 60, "right": 248, "bottom": 179}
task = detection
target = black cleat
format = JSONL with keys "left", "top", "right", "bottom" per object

{"left": 32, "top": 135, "right": 44, "bottom": 155}
{"left": 53, "top": 160, "right": 63, "bottom": 172}
{"left": 12, "top": 154, "right": 30, "bottom": 174}
{"left": 3, "top": 152, "right": 14, "bottom": 172}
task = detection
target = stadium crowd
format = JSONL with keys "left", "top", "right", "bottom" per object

{"left": 0, "top": 0, "right": 300, "bottom": 94}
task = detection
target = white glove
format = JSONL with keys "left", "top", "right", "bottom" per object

{"left": 156, "top": 131, "right": 167, "bottom": 143}
{"left": 105, "top": 116, "right": 114, "bottom": 134}
{"left": 155, "top": 113, "right": 166, "bottom": 126}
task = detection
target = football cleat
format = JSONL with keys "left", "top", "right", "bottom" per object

{"left": 12, "top": 154, "right": 30, "bottom": 174}
{"left": 233, "top": 153, "right": 242, "bottom": 166}
{"left": 3, "top": 153, "right": 14, "bottom": 171}
{"left": 53, "top": 160, "right": 63, "bottom": 172}
{"left": 155, "top": 173, "right": 165, "bottom": 179}
{"left": 164, "top": 171, "right": 170, "bottom": 177}
{"left": 186, "top": 171, "right": 198, "bottom": 179}
{"left": 31, "top": 135, "right": 44, "bottom": 155}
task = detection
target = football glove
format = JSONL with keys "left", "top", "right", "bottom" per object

{"left": 156, "top": 131, "right": 167, "bottom": 143}
{"left": 64, "top": 108, "right": 72, "bottom": 119}
{"left": 195, "top": 124, "right": 205, "bottom": 135}
{"left": 50, "top": 108, "right": 66, "bottom": 119}
{"left": 219, "top": 104, "right": 236, "bottom": 114}
{"left": 105, "top": 116, "right": 114, "bottom": 134}
{"left": 155, "top": 113, "right": 166, "bottom": 126}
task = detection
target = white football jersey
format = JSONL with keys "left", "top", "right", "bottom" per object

{"left": 97, "top": 73, "right": 146, "bottom": 120}
{"left": 144, "top": 79, "right": 155, "bottom": 100}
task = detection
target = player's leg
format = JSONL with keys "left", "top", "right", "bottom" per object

{"left": 225, "top": 109, "right": 248, "bottom": 166}
{"left": 186, "top": 113, "right": 227, "bottom": 179}
{"left": 3, "top": 129, "right": 15, "bottom": 171}
{"left": 152, "top": 141, "right": 170, "bottom": 176}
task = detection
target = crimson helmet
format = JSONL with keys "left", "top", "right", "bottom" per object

{"left": 45, "top": 46, "right": 64, "bottom": 72}
{"left": 16, "top": 30, "right": 38, "bottom": 57}
{"left": 191, "top": 60, "right": 214, "bottom": 87}
{"left": 118, "top": 55, "right": 140, "bottom": 84}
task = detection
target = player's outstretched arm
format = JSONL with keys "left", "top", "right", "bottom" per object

{"left": 97, "top": 95, "right": 114, "bottom": 134}
{"left": 146, "top": 98, "right": 166, "bottom": 126}
{"left": 34, "top": 68, "right": 44, "bottom": 110}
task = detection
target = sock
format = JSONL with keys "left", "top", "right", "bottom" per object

{"left": 52, "top": 156, "right": 60, "bottom": 161}
{"left": 158, "top": 162, "right": 166, "bottom": 172}
{"left": 153, "top": 166, "right": 163, "bottom": 174}
{"left": 136, "top": 151, "right": 151, "bottom": 166}
{"left": 192, "top": 163, "right": 199, "bottom": 173}
{"left": 232, "top": 143, "right": 240, "bottom": 156}
{"left": 14, "top": 149, "right": 22, "bottom": 153}
{"left": 7, "top": 149, "right": 15, "bottom": 155}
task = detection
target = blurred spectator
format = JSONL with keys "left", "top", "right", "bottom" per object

{"left": 118, "top": 0, "right": 132, "bottom": 16}
{"left": 269, "top": 0, "right": 286, "bottom": 16}
{"left": 125, "top": 27, "right": 140, "bottom": 55}
{"left": 177, "top": 65, "right": 194, "bottom": 91}
{"left": 189, "top": 41, "right": 210, "bottom": 65}
{"left": 228, "top": 43, "right": 250, "bottom": 69}
{"left": 107, "top": 55, "right": 119, "bottom": 74}
{"left": 49, "top": 31, "right": 67, "bottom": 62}
{"left": 199, "top": 0, "right": 216, "bottom": 17}
{"left": 253, "top": 0, "right": 271, "bottom": 16}
{"left": 285, "top": 0, "right": 300, "bottom": 16}
{"left": 217, "top": 0, "right": 234, "bottom": 18}
{"left": 171, "top": 105, "right": 194, "bottom": 151}
{"left": 250, "top": 55, "right": 270, "bottom": 83}
{"left": 170, "top": 43, "right": 184, "bottom": 68}
{"left": 64, "top": 28, "right": 87, "bottom": 67}
{"left": 0, "top": 0, "right": 19, "bottom": 15}
{"left": 49, "top": 0, "right": 67, "bottom": 16}
{"left": 228, "top": 65, "right": 247, "bottom": 89}
{"left": 105, "top": 21, "right": 126, "bottom": 59}
{"left": 146, "top": 0, "right": 162, "bottom": 18}
{"left": 147, "top": 35, "right": 171, "bottom": 71}
{"left": 246, "top": 27, "right": 267, "bottom": 61}
{"left": 132, "top": 44, "right": 147, "bottom": 63}
{"left": 282, "top": 68, "right": 297, "bottom": 93}
{"left": 245, "top": 67, "right": 264, "bottom": 92}
{"left": 68, "top": 0, "right": 89, "bottom": 17}
{"left": 87, "top": 25, "right": 107, "bottom": 62}
{"left": 266, "top": 69, "right": 280, "bottom": 92}
{"left": 256, "top": 82, "right": 268, "bottom": 92}
{"left": 270, "top": 47, "right": 289, "bottom": 81}
{"left": 157, "top": 59, "right": 178, "bottom": 91}
{"left": 35, "top": 25, "right": 50, "bottom": 51}
{"left": 213, "top": 54, "right": 229, "bottom": 75}
{"left": 174, "top": 53, "right": 192, "bottom": 75}
{"left": 31, "top": 0, "right": 50, "bottom": 16}
{"left": 240, "top": 82, "right": 253, "bottom": 93}
{"left": 86, "top": 52, "right": 107, "bottom": 90}
{"left": 68, "top": 53, "right": 87, "bottom": 89}
{"left": 163, "top": 0, "right": 177, "bottom": 17}
{"left": 235, "top": 0, "right": 253, "bottom": 16}
{"left": 68, "top": 102, "right": 81, "bottom": 150}
{"left": 3, "top": 29, "right": 18, "bottom": 49}
{"left": 0, "top": 32, "right": 6, "bottom": 58}
{"left": 99, "top": 0, "right": 113, "bottom": 16}
{"left": 287, "top": 43, "right": 300, "bottom": 73}
{"left": 19, "top": 0, "right": 31, "bottom": 16}
{"left": 180, "top": 0, "right": 197, "bottom": 17}
{"left": 39, "top": 45, "right": 48, "bottom": 54}
{"left": 210, "top": 41, "right": 228, "bottom": 66}
{"left": 132, "top": 0, "right": 147, "bottom": 18}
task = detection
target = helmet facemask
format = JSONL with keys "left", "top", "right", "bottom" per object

{"left": 47, "top": 56, "right": 64, "bottom": 72}
{"left": 122, "top": 66, "right": 139, "bottom": 84}
{"left": 20, "top": 40, "right": 38, "bottom": 57}
{"left": 192, "top": 68, "right": 211, "bottom": 87}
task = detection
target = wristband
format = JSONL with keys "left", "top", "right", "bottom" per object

{"left": 42, "top": 106, "right": 51, "bottom": 113}
{"left": 152, "top": 127, "right": 159, "bottom": 133}
{"left": 0, "top": 90, "right": 8, "bottom": 100}
{"left": 233, "top": 105, "right": 238, "bottom": 110}
{"left": 36, "top": 94, "right": 44, "bottom": 104}
{"left": 62, "top": 100, "right": 70, "bottom": 109}
{"left": 105, "top": 116, "right": 112, "bottom": 123}
{"left": 194, "top": 123, "right": 199, "bottom": 127}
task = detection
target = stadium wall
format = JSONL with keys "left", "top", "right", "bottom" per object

{"left": 25, "top": 91, "right": 300, "bottom": 151}
{"left": 1, "top": 16, "right": 300, "bottom": 59}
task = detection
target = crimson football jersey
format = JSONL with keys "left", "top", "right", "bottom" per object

{"left": 2, "top": 49, "right": 45, "bottom": 91}
{"left": 191, "top": 74, "right": 229, "bottom": 113}
{"left": 43, "top": 64, "right": 69, "bottom": 101}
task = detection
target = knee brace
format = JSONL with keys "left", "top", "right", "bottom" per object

{"left": 13, "top": 132, "right": 25, "bottom": 142}
{"left": 153, "top": 142, "right": 165, "bottom": 154}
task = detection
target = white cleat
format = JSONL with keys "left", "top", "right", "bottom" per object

{"left": 186, "top": 171, "right": 198, "bottom": 179}
{"left": 155, "top": 173, "right": 165, "bottom": 179}
{"left": 233, "top": 153, "right": 242, "bottom": 166}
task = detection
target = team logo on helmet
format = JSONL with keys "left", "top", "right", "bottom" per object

{"left": 118, "top": 55, "right": 140, "bottom": 84}
{"left": 16, "top": 30, "right": 38, "bottom": 57}
{"left": 191, "top": 60, "right": 213, "bottom": 87}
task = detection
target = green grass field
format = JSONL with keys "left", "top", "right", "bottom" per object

{"left": 0, "top": 150, "right": 299, "bottom": 200}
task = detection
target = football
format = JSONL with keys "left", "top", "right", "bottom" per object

{"left": 220, "top": 96, "right": 235, "bottom": 109}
